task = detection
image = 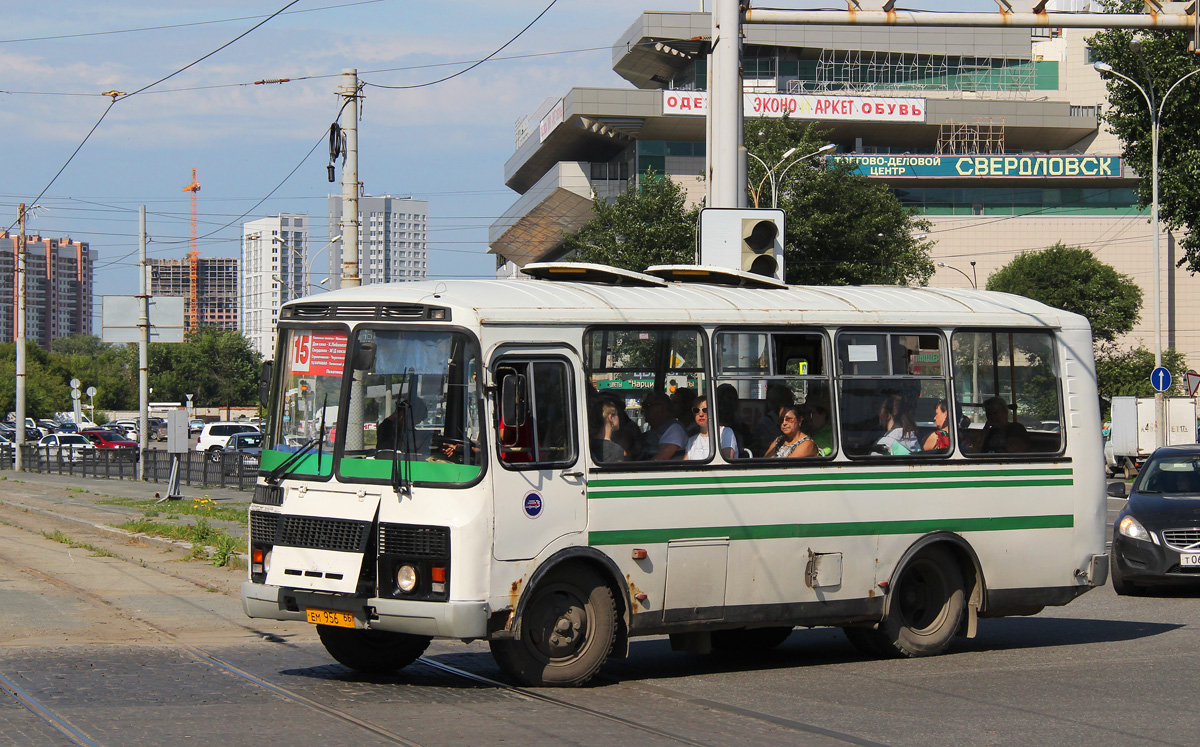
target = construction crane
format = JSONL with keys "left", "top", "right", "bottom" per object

{"left": 182, "top": 168, "right": 201, "bottom": 330}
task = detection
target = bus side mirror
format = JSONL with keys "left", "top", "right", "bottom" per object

{"left": 258, "top": 361, "right": 273, "bottom": 406}
{"left": 501, "top": 373, "right": 527, "bottom": 445}
{"left": 352, "top": 341, "right": 376, "bottom": 371}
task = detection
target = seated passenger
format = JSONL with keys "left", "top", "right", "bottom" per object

{"left": 804, "top": 402, "right": 834, "bottom": 457}
{"left": 922, "top": 399, "right": 951, "bottom": 452}
{"left": 684, "top": 395, "right": 736, "bottom": 461}
{"left": 973, "top": 396, "right": 1024, "bottom": 454}
{"left": 754, "top": 383, "right": 795, "bottom": 455}
{"left": 592, "top": 399, "right": 626, "bottom": 463}
{"left": 639, "top": 392, "right": 687, "bottom": 460}
{"left": 764, "top": 406, "right": 817, "bottom": 458}
{"left": 377, "top": 396, "right": 430, "bottom": 458}
{"left": 716, "top": 383, "right": 751, "bottom": 458}
{"left": 875, "top": 394, "right": 919, "bottom": 455}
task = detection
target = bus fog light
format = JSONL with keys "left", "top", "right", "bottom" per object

{"left": 431, "top": 582, "right": 445, "bottom": 594}
{"left": 397, "top": 565, "right": 418, "bottom": 592}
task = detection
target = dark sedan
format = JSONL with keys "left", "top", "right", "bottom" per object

{"left": 1109, "top": 444, "right": 1200, "bottom": 595}
{"left": 214, "top": 430, "right": 263, "bottom": 474}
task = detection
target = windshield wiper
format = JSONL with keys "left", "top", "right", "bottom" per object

{"left": 265, "top": 437, "right": 320, "bottom": 484}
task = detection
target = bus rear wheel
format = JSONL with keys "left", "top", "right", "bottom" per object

{"left": 848, "top": 546, "right": 965, "bottom": 658}
{"left": 490, "top": 565, "right": 616, "bottom": 687}
{"left": 316, "top": 625, "right": 431, "bottom": 674}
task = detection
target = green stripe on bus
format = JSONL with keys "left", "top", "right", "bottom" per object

{"left": 588, "top": 514, "right": 1074, "bottom": 546}
{"left": 588, "top": 466, "right": 1072, "bottom": 489}
{"left": 588, "top": 477, "right": 1073, "bottom": 499}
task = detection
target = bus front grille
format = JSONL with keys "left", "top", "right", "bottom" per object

{"left": 379, "top": 524, "right": 449, "bottom": 557}
{"left": 251, "top": 512, "right": 370, "bottom": 553}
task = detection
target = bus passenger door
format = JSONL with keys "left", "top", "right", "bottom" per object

{"left": 491, "top": 352, "right": 586, "bottom": 561}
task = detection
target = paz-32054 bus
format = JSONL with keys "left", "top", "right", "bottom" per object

{"left": 242, "top": 262, "right": 1108, "bottom": 686}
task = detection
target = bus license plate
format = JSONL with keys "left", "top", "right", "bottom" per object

{"left": 1180, "top": 554, "right": 1200, "bottom": 567}
{"left": 306, "top": 608, "right": 356, "bottom": 628}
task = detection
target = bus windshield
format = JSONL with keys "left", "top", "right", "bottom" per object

{"left": 338, "top": 327, "right": 484, "bottom": 485}
{"left": 267, "top": 326, "right": 484, "bottom": 486}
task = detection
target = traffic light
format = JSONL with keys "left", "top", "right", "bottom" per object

{"left": 698, "top": 208, "right": 786, "bottom": 282}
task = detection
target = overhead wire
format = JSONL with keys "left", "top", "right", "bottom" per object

{"left": 361, "top": 0, "right": 559, "bottom": 90}
{"left": 5, "top": 0, "right": 301, "bottom": 234}
{"left": 0, "top": 0, "right": 384, "bottom": 44}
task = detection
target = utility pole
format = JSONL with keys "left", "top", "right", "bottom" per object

{"left": 14, "top": 205, "right": 27, "bottom": 472}
{"left": 138, "top": 206, "right": 149, "bottom": 480}
{"left": 339, "top": 69, "right": 361, "bottom": 289}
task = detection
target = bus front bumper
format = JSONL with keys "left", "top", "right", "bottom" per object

{"left": 242, "top": 581, "right": 489, "bottom": 639}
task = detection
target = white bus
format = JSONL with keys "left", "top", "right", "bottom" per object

{"left": 242, "top": 262, "right": 1108, "bottom": 686}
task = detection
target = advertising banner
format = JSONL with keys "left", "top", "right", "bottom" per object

{"left": 829, "top": 153, "right": 1123, "bottom": 179}
{"left": 662, "top": 91, "right": 926, "bottom": 123}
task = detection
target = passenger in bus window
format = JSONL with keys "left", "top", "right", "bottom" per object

{"left": 754, "top": 384, "right": 795, "bottom": 455}
{"left": 639, "top": 392, "right": 687, "bottom": 460}
{"left": 685, "top": 396, "right": 736, "bottom": 461}
{"left": 764, "top": 406, "right": 817, "bottom": 458}
{"left": 875, "top": 394, "right": 919, "bottom": 455}
{"left": 974, "top": 397, "right": 1028, "bottom": 454}
{"left": 592, "top": 399, "right": 626, "bottom": 463}
{"left": 922, "top": 400, "right": 951, "bottom": 452}
{"left": 805, "top": 402, "right": 834, "bottom": 456}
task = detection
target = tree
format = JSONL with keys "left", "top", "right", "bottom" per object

{"left": 747, "top": 117, "right": 935, "bottom": 285}
{"left": 1095, "top": 345, "right": 1189, "bottom": 406}
{"left": 0, "top": 343, "right": 70, "bottom": 420}
{"left": 148, "top": 328, "right": 262, "bottom": 409}
{"left": 46, "top": 335, "right": 138, "bottom": 412}
{"left": 561, "top": 170, "right": 700, "bottom": 272}
{"left": 1088, "top": 3, "right": 1200, "bottom": 271}
{"left": 985, "top": 243, "right": 1142, "bottom": 343}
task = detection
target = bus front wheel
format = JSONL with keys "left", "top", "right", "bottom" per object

{"left": 316, "top": 625, "right": 431, "bottom": 674}
{"left": 490, "top": 565, "right": 617, "bottom": 687}
{"left": 848, "top": 546, "right": 965, "bottom": 658}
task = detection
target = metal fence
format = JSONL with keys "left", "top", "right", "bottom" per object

{"left": 0, "top": 445, "right": 260, "bottom": 492}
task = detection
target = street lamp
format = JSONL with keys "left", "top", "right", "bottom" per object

{"left": 937, "top": 260, "right": 978, "bottom": 289}
{"left": 1094, "top": 58, "right": 1200, "bottom": 447}
{"left": 747, "top": 143, "right": 836, "bottom": 208}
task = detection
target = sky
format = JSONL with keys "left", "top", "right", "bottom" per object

{"left": 2, "top": 0, "right": 1002, "bottom": 325}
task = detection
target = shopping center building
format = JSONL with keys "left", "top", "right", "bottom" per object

{"left": 489, "top": 9, "right": 1195, "bottom": 366}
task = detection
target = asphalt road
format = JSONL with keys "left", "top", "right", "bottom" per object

{"left": 0, "top": 473, "right": 1194, "bottom": 747}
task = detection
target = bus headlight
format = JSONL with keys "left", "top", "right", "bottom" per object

{"left": 1118, "top": 516, "right": 1153, "bottom": 543}
{"left": 263, "top": 549, "right": 273, "bottom": 573}
{"left": 397, "top": 564, "right": 418, "bottom": 593}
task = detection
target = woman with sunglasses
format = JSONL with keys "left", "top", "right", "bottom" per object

{"left": 684, "top": 395, "right": 737, "bottom": 460}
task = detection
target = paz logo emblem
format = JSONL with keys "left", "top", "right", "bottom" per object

{"left": 522, "top": 491, "right": 543, "bottom": 519}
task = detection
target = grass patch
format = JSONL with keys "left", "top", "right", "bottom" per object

{"left": 114, "top": 518, "right": 246, "bottom": 559}
{"left": 211, "top": 533, "right": 241, "bottom": 567}
{"left": 41, "top": 529, "right": 114, "bottom": 557}
{"left": 99, "top": 496, "right": 245, "bottom": 523}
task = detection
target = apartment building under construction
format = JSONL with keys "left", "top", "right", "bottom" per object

{"left": 147, "top": 256, "right": 239, "bottom": 332}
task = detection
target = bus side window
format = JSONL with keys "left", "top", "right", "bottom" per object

{"left": 952, "top": 330, "right": 1063, "bottom": 456}
{"left": 837, "top": 331, "right": 950, "bottom": 458}
{"left": 495, "top": 359, "right": 577, "bottom": 468}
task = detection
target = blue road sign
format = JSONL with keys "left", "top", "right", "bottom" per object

{"left": 1152, "top": 366, "right": 1173, "bottom": 392}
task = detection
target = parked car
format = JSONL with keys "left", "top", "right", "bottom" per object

{"left": 53, "top": 420, "right": 80, "bottom": 434}
{"left": 195, "top": 422, "right": 260, "bottom": 458}
{"left": 213, "top": 430, "right": 264, "bottom": 473}
{"left": 148, "top": 417, "right": 168, "bottom": 441}
{"left": 35, "top": 433, "right": 95, "bottom": 461}
{"left": 80, "top": 428, "right": 139, "bottom": 462}
{"left": 114, "top": 419, "right": 140, "bottom": 441}
{"left": 0, "top": 423, "right": 42, "bottom": 442}
{"left": 188, "top": 418, "right": 205, "bottom": 436}
{"left": 1109, "top": 444, "right": 1200, "bottom": 595}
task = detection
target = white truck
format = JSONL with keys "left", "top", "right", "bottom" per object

{"left": 1105, "top": 396, "right": 1197, "bottom": 478}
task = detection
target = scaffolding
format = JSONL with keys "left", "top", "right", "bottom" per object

{"left": 795, "top": 50, "right": 1037, "bottom": 98}
{"left": 936, "top": 118, "right": 1007, "bottom": 155}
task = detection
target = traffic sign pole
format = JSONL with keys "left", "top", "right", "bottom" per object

{"left": 1151, "top": 366, "right": 1172, "bottom": 449}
